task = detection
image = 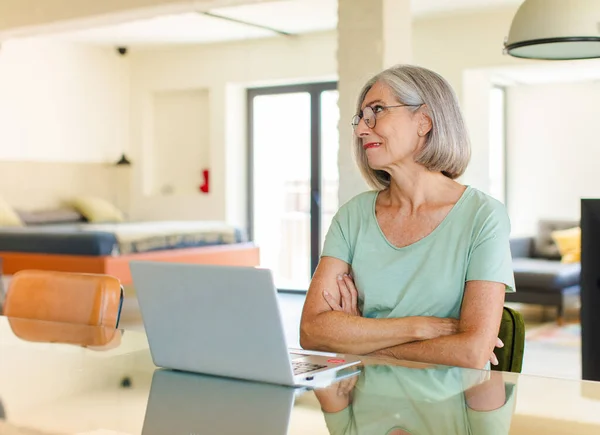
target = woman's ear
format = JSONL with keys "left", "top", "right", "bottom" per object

{"left": 418, "top": 110, "right": 433, "bottom": 137}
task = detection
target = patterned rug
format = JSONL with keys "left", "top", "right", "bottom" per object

{"left": 525, "top": 322, "right": 581, "bottom": 347}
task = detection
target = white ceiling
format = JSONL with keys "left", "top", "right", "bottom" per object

{"left": 415, "top": 0, "right": 522, "bottom": 16}
{"left": 211, "top": 0, "right": 338, "bottom": 35}
{"left": 36, "top": 0, "right": 524, "bottom": 46}
{"left": 47, "top": 12, "right": 275, "bottom": 45}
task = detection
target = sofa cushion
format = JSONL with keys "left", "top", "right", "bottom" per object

{"left": 0, "top": 196, "right": 23, "bottom": 227}
{"left": 512, "top": 258, "right": 580, "bottom": 292}
{"left": 17, "top": 207, "right": 85, "bottom": 226}
{"left": 509, "top": 237, "right": 533, "bottom": 258}
{"left": 533, "top": 219, "right": 579, "bottom": 260}
{"left": 551, "top": 226, "right": 581, "bottom": 263}
{"left": 71, "top": 196, "right": 124, "bottom": 223}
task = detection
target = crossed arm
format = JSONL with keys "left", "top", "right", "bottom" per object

{"left": 299, "top": 257, "right": 505, "bottom": 370}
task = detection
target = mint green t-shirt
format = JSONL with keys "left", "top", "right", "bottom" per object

{"left": 323, "top": 365, "right": 517, "bottom": 435}
{"left": 321, "top": 186, "right": 515, "bottom": 320}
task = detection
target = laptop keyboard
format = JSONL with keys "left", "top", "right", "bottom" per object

{"left": 293, "top": 361, "right": 327, "bottom": 375}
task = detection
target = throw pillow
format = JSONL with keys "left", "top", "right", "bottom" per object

{"left": 71, "top": 196, "right": 124, "bottom": 223}
{"left": 0, "top": 197, "right": 23, "bottom": 227}
{"left": 534, "top": 219, "right": 579, "bottom": 259}
{"left": 17, "top": 208, "right": 84, "bottom": 225}
{"left": 550, "top": 226, "right": 581, "bottom": 264}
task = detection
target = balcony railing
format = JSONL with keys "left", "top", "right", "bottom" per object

{"left": 257, "top": 179, "right": 338, "bottom": 290}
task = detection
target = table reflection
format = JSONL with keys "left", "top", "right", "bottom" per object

{"left": 6, "top": 316, "right": 122, "bottom": 349}
{"left": 314, "top": 363, "right": 517, "bottom": 435}
{"left": 141, "top": 369, "right": 299, "bottom": 435}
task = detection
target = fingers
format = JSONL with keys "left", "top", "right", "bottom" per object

{"left": 344, "top": 274, "right": 358, "bottom": 310}
{"left": 441, "top": 319, "right": 459, "bottom": 337}
{"left": 323, "top": 291, "right": 342, "bottom": 311}
{"left": 449, "top": 319, "right": 460, "bottom": 335}
{"left": 337, "top": 275, "right": 352, "bottom": 310}
{"left": 346, "top": 373, "right": 359, "bottom": 390}
{"left": 337, "top": 375, "right": 359, "bottom": 396}
{"left": 489, "top": 338, "right": 503, "bottom": 366}
{"left": 490, "top": 351, "right": 499, "bottom": 366}
{"left": 337, "top": 379, "right": 350, "bottom": 396}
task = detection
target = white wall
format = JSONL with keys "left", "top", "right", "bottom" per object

{"left": 334, "top": 6, "right": 527, "bottom": 205}
{"left": 128, "top": 6, "right": 529, "bottom": 225}
{"left": 0, "top": 38, "right": 131, "bottom": 211}
{"left": 506, "top": 81, "right": 600, "bottom": 235}
{"left": 413, "top": 7, "right": 523, "bottom": 100}
{"left": 412, "top": 6, "right": 531, "bottom": 196}
{"left": 150, "top": 88, "right": 211, "bottom": 196}
{"left": 0, "top": 5, "right": 553, "bottom": 230}
{"left": 0, "top": 161, "right": 117, "bottom": 210}
{"left": 0, "top": 38, "right": 130, "bottom": 163}
{"left": 128, "top": 31, "right": 337, "bottom": 224}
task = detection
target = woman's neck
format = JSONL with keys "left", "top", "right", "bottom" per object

{"left": 381, "top": 166, "right": 461, "bottom": 214}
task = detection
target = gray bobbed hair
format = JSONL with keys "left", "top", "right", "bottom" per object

{"left": 354, "top": 64, "right": 471, "bottom": 190}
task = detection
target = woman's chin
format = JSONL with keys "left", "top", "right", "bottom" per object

{"left": 367, "top": 159, "right": 386, "bottom": 171}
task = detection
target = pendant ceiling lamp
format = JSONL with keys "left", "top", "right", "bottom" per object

{"left": 504, "top": 0, "right": 600, "bottom": 60}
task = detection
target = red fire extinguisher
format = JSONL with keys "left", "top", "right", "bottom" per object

{"left": 200, "top": 169, "right": 209, "bottom": 193}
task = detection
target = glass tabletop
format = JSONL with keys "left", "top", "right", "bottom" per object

{"left": 0, "top": 316, "right": 599, "bottom": 435}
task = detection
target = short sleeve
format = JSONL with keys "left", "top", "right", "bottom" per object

{"left": 321, "top": 208, "right": 353, "bottom": 265}
{"left": 466, "top": 205, "right": 516, "bottom": 292}
{"left": 323, "top": 406, "right": 356, "bottom": 435}
{"left": 466, "top": 383, "right": 517, "bottom": 435}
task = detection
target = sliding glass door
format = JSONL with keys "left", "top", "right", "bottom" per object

{"left": 248, "top": 82, "right": 338, "bottom": 290}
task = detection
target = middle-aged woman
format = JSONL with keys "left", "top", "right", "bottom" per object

{"left": 299, "top": 64, "right": 515, "bottom": 370}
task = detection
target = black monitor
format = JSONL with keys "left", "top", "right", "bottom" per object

{"left": 581, "top": 199, "right": 600, "bottom": 381}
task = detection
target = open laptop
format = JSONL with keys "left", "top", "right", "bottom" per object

{"left": 130, "top": 261, "right": 361, "bottom": 387}
{"left": 142, "top": 368, "right": 297, "bottom": 435}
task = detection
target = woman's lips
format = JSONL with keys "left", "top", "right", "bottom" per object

{"left": 363, "top": 142, "right": 381, "bottom": 149}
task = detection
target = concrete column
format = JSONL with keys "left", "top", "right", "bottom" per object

{"left": 337, "top": 0, "right": 412, "bottom": 205}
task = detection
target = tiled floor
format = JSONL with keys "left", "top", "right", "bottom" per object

{"left": 515, "top": 303, "right": 581, "bottom": 380}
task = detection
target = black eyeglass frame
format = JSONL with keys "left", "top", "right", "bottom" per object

{"left": 351, "top": 103, "right": 423, "bottom": 130}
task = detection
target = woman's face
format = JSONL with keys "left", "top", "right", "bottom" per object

{"left": 354, "top": 81, "right": 426, "bottom": 172}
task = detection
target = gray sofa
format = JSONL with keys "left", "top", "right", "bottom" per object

{"left": 507, "top": 220, "right": 580, "bottom": 324}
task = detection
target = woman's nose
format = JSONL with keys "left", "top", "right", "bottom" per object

{"left": 353, "top": 117, "right": 370, "bottom": 136}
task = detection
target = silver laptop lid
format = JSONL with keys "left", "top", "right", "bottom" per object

{"left": 142, "top": 369, "right": 295, "bottom": 435}
{"left": 130, "top": 261, "right": 295, "bottom": 385}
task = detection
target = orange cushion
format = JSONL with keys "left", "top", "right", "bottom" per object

{"left": 3, "top": 270, "right": 123, "bottom": 327}
{"left": 8, "top": 317, "right": 122, "bottom": 348}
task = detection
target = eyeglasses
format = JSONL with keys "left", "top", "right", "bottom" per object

{"left": 351, "top": 104, "right": 422, "bottom": 130}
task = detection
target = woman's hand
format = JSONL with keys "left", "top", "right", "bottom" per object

{"left": 416, "top": 317, "right": 460, "bottom": 340}
{"left": 313, "top": 372, "right": 360, "bottom": 413}
{"left": 489, "top": 338, "right": 504, "bottom": 366}
{"left": 420, "top": 319, "right": 504, "bottom": 366}
{"left": 323, "top": 274, "right": 362, "bottom": 317}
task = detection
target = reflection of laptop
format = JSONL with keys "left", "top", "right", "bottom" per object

{"left": 130, "top": 261, "right": 361, "bottom": 387}
{"left": 142, "top": 369, "right": 297, "bottom": 435}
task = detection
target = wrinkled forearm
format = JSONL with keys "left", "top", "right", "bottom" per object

{"left": 300, "top": 311, "right": 426, "bottom": 355}
{"left": 370, "top": 332, "right": 493, "bottom": 369}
